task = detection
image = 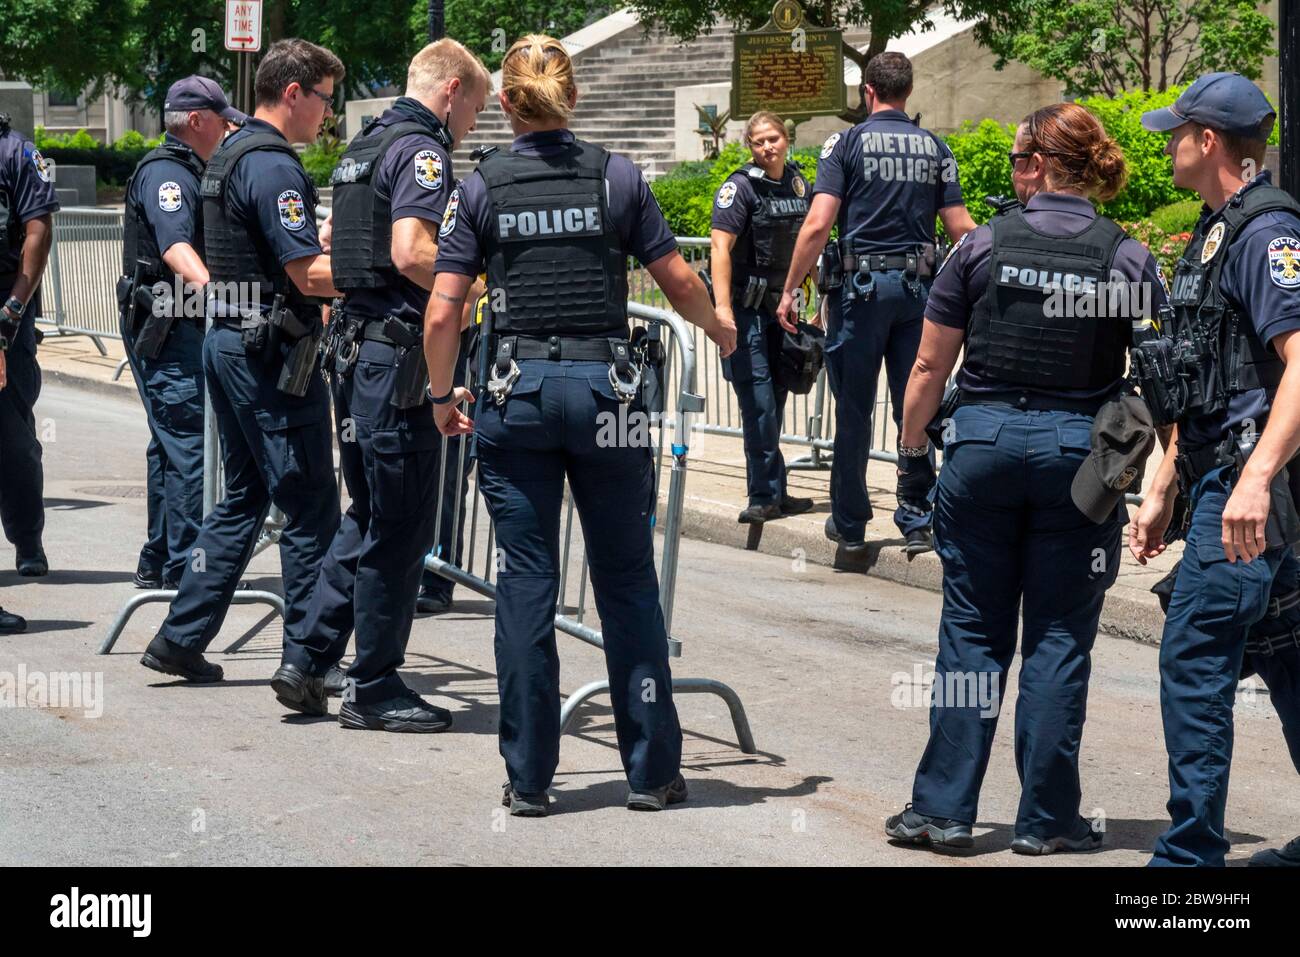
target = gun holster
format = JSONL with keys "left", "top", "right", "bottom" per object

{"left": 817, "top": 242, "right": 843, "bottom": 294}
{"left": 269, "top": 295, "right": 322, "bottom": 397}
{"left": 631, "top": 325, "right": 666, "bottom": 415}
{"left": 386, "top": 317, "right": 428, "bottom": 410}
{"left": 134, "top": 278, "right": 178, "bottom": 361}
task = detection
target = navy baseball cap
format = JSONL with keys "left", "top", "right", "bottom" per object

{"left": 1141, "top": 72, "right": 1275, "bottom": 139}
{"left": 164, "top": 76, "right": 247, "bottom": 125}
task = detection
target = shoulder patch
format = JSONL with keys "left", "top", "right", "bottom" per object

{"left": 439, "top": 188, "right": 460, "bottom": 238}
{"left": 158, "top": 181, "right": 183, "bottom": 213}
{"left": 1201, "top": 221, "right": 1226, "bottom": 263}
{"left": 413, "top": 149, "right": 444, "bottom": 191}
{"left": 277, "top": 189, "right": 307, "bottom": 232}
{"left": 936, "top": 232, "right": 966, "bottom": 277}
{"left": 715, "top": 181, "right": 738, "bottom": 209}
{"left": 820, "top": 133, "right": 841, "bottom": 160}
{"left": 1268, "top": 236, "right": 1300, "bottom": 289}
{"left": 29, "top": 147, "right": 52, "bottom": 183}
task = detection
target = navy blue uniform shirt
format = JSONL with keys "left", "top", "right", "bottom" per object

{"left": 345, "top": 101, "right": 454, "bottom": 321}
{"left": 220, "top": 117, "right": 321, "bottom": 312}
{"left": 927, "top": 191, "right": 1167, "bottom": 402}
{"left": 434, "top": 129, "right": 677, "bottom": 277}
{"left": 710, "top": 161, "right": 810, "bottom": 236}
{"left": 127, "top": 134, "right": 203, "bottom": 257}
{"left": 1181, "top": 172, "right": 1300, "bottom": 445}
{"left": 812, "top": 109, "right": 962, "bottom": 254}
{"left": 0, "top": 125, "right": 60, "bottom": 279}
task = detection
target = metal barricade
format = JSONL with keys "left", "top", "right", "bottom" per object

{"left": 41, "top": 207, "right": 127, "bottom": 356}
{"left": 422, "top": 301, "right": 757, "bottom": 753}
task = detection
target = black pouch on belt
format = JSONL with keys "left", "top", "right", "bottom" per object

{"left": 386, "top": 317, "right": 428, "bottom": 410}
{"left": 272, "top": 297, "right": 322, "bottom": 397}
{"left": 925, "top": 385, "right": 962, "bottom": 449}
{"left": 818, "top": 241, "right": 843, "bottom": 293}
{"left": 631, "top": 325, "right": 666, "bottom": 414}
{"left": 134, "top": 280, "right": 178, "bottom": 360}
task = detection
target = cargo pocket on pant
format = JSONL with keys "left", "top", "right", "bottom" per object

{"left": 257, "top": 403, "right": 333, "bottom": 491}
{"left": 1190, "top": 539, "right": 1251, "bottom": 631}
{"left": 152, "top": 377, "right": 204, "bottom": 435}
{"left": 370, "top": 426, "right": 440, "bottom": 521}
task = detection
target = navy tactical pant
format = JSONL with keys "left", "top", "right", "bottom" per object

{"left": 825, "top": 272, "right": 933, "bottom": 540}
{"left": 0, "top": 295, "right": 44, "bottom": 556}
{"left": 722, "top": 303, "right": 789, "bottom": 506}
{"left": 286, "top": 339, "right": 439, "bottom": 703}
{"left": 119, "top": 312, "right": 205, "bottom": 584}
{"left": 158, "top": 324, "right": 339, "bottom": 653}
{"left": 1152, "top": 466, "right": 1300, "bottom": 866}
{"left": 476, "top": 358, "right": 682, "bottom": 793}
{"left": 910, "top": 404, "right": 1121, "bottom": 837}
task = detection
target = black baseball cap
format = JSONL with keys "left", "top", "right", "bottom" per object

{"left": 1071, "top": 396, "right": 1156, "bottom": 524}
{"left": 164, "top": 76, "right": 247, "bottom": 125}
{"left": 1141, "top": 72, "right": 1275, "bottom": 140}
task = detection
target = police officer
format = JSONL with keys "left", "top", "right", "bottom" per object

{"left": 425, "top": 34, "right": 736, "bottom": 815}
{"left": 277, "top": 39, "right": 489, "bottom": 726}
{"left": 777, "top": 52, "right": 975, "bottom": 556}
{"left": 0, "top": 342, "right": 27, "bottom": 632}
{"left": 883, "top": 103, "right": 1165, "bottom": 853}
{"left": 118, "top": 77, "right": 242, "bottom": 591}
{"left": 710, "top": 110, "right": 814, "bottom": 524}
{"left": 0, "top": 112, "right": 58, "bottom": 577}
{"left": 1129, "top": 73, "right": 1300, "bottom": 867}
{"left": 139, "top": 39, "right": 344, "bottom": 684}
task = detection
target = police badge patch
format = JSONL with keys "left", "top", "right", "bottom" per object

{"left": 1268, "top": 236, "right": 1300, "bottom": 289}
{"left": 1201, "top": 221, "right": 1226, "bottom": 263}
{"left": 413, "top": 149, "right": 443, "bottom": 191}
{"left": 29, "top": 147, "right": 52, "bottom": 183}
{"left": 278, "top": 189, "right": 307, "bottom": 231}
{"left": 439, "top": 189, "right": 460, "bottom": 237}
{"left": 792, "top": 176, "right": 806, "bottom": 198}
{"left": 715, "top": 182, "right": 737, "bottom": 209}
{"left": 158, "top": 181, "right": 183, "bottom": 212}
{"left": 820, "top": 133, "right": 840, "bottom": 159}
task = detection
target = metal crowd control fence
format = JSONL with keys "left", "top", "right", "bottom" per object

{"left": 41, "top": 207, "right": 126, "bottom": 356}
{"left": 422, "top": 301, "right": 757, "bottom": 754}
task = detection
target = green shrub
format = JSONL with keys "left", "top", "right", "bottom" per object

{"left": 1148, "top": 199, "right": 1202, "bottom": 235}
{"left": 943, "top": 118, "right": 1017, "bottom": 224}
{"left": 302, "top": 136, "right": 346, "bottom": 188}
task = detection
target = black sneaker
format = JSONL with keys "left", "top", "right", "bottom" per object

{"left": 0, "top": 606, "right": 27, "bottom": 633}
{"left": 627, "top": 773, "right": 688, "bottom": 811}
{"left": 824, "top": 516, "right": 868, "bottom": 554}
{"left": 1249, "top": 834, "right": 1300, "bottom": 867}
{"left": 415, "top": 585, "right": 452, "bottom": 615}
{"left": 133, "top": 560, "right": 163, "bottom": 589}
{"left": 885, "top": 803, "right": 974, "bottom": 848}
{"left": 323, "top": 664, "right": 348, "bottom": 697}
{"left": 780, "top": 495, "right": 815, "bottom": 516}
{"left": 140, "top": 634, "right": 223, "bottom": 683}
{"left": 338, "top": 688, "right": 453, "bottom": 733}
{"left": 270, "top": 662, "right": 328, "bottom": 716}
{"left": 738, "top": 503, "right": 781, "bottom": 524}
{"left": 16, "top": 547, "right": 48, "bottom": 577}
{"left": 1011, "top": 820, "right": 1102, "bottom": 855}
{"left": 904, "top": 528, "right": 933, "bottom": 559}
{"left": 501, "top": 781, "right": 549, "bottom": 817}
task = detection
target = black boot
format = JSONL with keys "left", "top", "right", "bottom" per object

{"left": 270, "top": 663, "right": 328, "bottom": 716}
{"left": 0, "top": 607, "right": 27, "bottom": 633}
{"left": 338, "top": 688, "right": 452, "bottom": 732}
{"left": 133, "top": 558, "right": 163, "bottom": 589}
{"left": 780, "top": 495, "right": 814, "bottom": 516}
{"left": 416, "top": 584, "right": 452, "bottom": 614}
{"left": 16, "top": 546, "right": 48, "bottom": 577}
{"left": 140, "top": 634, "right": 223, "bottom": 683}
{"left": 323, "top": 664, "right": 348, "bottom": 697}
{"left": 738, "top": 503, "right": 781, "bottom": 524}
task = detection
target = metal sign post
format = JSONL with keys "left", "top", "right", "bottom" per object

{"left": 225, "top": 0, "right": 263, "bottom": 116}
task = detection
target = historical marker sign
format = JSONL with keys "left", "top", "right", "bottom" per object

{"left": 730, "top": 0, "right": 846, "bottom": 121}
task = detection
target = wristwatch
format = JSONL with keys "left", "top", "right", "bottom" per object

{"left": 427, "top": 385, "right": 457, "bottom": 406}
{"left": 2, "top": 296, "right": 23, "bottom": 320}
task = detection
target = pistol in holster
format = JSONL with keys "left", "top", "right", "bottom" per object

{"left": 630, "top": 324, "right": 666, "bottom": 415}
{"left": 385, "top": 316, "right": 428, "bottom": 410}
{"left": 133, "top": 274, "right": 179, "bottom": 361}
{"left": 817, "top": 241, "right": 843, "bottom": 293}
{"left": 270, "top": 295, "right": 323, "bottom": 397}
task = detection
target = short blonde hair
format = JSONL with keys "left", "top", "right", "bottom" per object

{"left": 744, "top": 111, "right": 787, "bottom": 146}
{"left": 407, "top": 38, "right": 492, "bottom": 99}
{"left": 501, "top": 34, "right": 575, "bottom": 125}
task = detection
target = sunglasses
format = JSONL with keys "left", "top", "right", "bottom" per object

{"left": 1008, "top": 148, "right": 1067, "bottom": 168}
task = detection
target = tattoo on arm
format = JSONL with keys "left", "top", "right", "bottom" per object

{"left": 435, "top": 291, "right": 465, "bottom": 306}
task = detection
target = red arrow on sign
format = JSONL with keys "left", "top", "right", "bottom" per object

{"left": 231, "top": 35, "right": 255, "bottom": 43}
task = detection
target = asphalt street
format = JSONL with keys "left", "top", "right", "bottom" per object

{"left": 1, "top": 381, "right": 1297, "bottom": 866}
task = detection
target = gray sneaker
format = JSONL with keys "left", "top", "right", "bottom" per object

{"left": 501, "top": 782, "right": 549, "bottom": 817}
{"left": 1249, "top": 834, "right": 1300, "bottom": 867}
{"left": 885, "top": 804, "right": 974, "bottom": 848}
{"left": 627, "top": 773, "right": 688, "bottom": 811}
{"left": 1011, "top": 824, "right": 1103, "bottom": 855}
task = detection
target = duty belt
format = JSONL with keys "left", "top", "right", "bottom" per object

{"left": 840, "top": 252, "right": 933, "bottom": 278}
{"left": 960, "top": 390, "right": 1107, "bottom": 416}
{"left": 360, "top": 315, "right": 421, "bottom": 349}
{"left": 487, "top": 334, "right": 639, "bottom": 406}
{"left": 1174, "top": 440, "right": 1236, "bottom": 494}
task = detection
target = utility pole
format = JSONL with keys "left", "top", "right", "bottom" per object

{"left": 428, "top": 0, "right": 445, "bottom": 42}
{"left": 1281, "top": 0, "right": 1299, "bottom": 199}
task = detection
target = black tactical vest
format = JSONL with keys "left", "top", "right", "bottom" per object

{"left": 478, "top": 139, "right": 628, "bottom": 337}
{"left": 201, "top": 131, "right": 319, "bottom": 311}
{"left": 1164, "top": 184, "right": 1299, "bottom": 420}
{"left": 122, "top": 143, "right": 206, "bottom": 278}
{"left": 330, "top": 118, "right": 439, "bottom": 291}
{"left": 729, "top": 162, "right": 809, "bottom": 291}
{"left": 965, "top": 207, "right": 1129, "bottom": 390}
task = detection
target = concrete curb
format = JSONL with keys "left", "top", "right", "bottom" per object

{"left": 671, "top": 497, "right": 1170, "bottom": 647}
{"left": 42, "top": 365, "right": 136, "bottom": 402}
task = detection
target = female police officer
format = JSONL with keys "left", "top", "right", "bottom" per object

{"left": 423, "top": 34, "right": 735, "bottom": 816}
{"left": 711, "top": 111, "right": 814, "bottom": 523}
{"left": 883, "top": 103, "right": 1166, "bottom": 853}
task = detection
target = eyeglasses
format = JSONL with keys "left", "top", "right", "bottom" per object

{"left": 305, "top": 86, "right": 335, "bottom": 110}
{"left": 1008, "top": 148, "right": 1066, "bottom": 168}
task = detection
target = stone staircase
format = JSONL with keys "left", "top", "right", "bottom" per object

{"left": 452, "top": 24, "right": 737, "bottom": 179}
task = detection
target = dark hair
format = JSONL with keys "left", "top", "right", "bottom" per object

{"left": 863, "top": 52, "right": 912, "bottom": 102}
{"left": 1190, "top": 118, "right": 1272, "bottom": 168}
{"left": 1021, "top": 102, "right": 1128, "bottom": 202}
{"left": 254, "top": 38, "right": 345, "bottom": 108}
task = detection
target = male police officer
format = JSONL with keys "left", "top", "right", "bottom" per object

{"left": 777, "top": 52, "right": 975, "bottom": 556}
{"left": 1130, "top": 73, "right": 1300, "bottom": 867}
{"left": 0, "top": 309, "right": 27, "bottom": 632}
{"left": 277, "top": 39, "right": 488, "bottom": 726}
{"left": 0, "top": 113, "right": 58, "bottom": 577}
{"left": 140, "top": 39, "right": 344, "bottom": 684}
{"left": 119, "top": 77, "right": 243, "bottom": 590}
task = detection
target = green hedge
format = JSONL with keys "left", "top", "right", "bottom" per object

{"left": 32, "top": 127, "right": 164, "bottom": 188}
